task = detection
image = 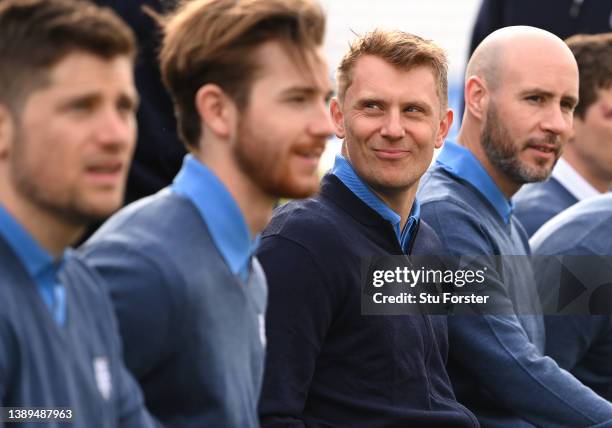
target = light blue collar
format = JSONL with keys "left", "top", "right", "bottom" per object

{"left": 172, "top": 155, "right": 259, "bottom": 281}
{"left": 436, "top": 141, "right": 513, "bottom": 223}
{"left": 0, "top": 204, "right": 66, "bottom": 325}
{"left": 331, "top": 154, "right": 420, "bottom": 252}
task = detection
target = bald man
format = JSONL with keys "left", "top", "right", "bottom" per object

{"left": 418, "top": 26, "right": 612, "bottom": 427}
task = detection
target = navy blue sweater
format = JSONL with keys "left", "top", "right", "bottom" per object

{"left": 257, "top": 174, "right": 478, "bottom": 428}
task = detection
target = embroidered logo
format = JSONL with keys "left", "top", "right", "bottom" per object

{"left": 258, "top": 313, "right": 266, "bottom": 347}
{"left": 93, "top": 357, "right": 112, "bottom": 400}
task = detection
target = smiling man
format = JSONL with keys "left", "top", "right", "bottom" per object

{"left": 0, "top": 1, "right": 157, "bottom": 427}
{"left": 418, "top": 26, "right": 612, "bottom": 427}
{"left": 80, "top": 0, "right": 333, "bottom": 427}
{"left": 257, "top": 30, "right": 478, "bottom": 428}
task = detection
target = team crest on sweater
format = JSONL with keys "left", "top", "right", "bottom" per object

{"left": 93, "top": 357, "right": 112, "bottom": 400}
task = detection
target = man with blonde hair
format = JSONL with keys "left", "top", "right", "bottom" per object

{"left": 81, "top": 0, "right": 334, "bottom": 426}
{"left": 257, "top": 29, "right": 478, "bottom": 427}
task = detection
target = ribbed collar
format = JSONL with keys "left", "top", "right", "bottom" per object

{"left": 436, "top": 141, "right": 514, "bottom": 223}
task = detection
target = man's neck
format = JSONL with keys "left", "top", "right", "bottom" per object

{"left": 562, "top": 148, "right": 610, "bottom": 193}
{"left": 370, "top": 184, "right": 417, "bottom": 230}
{"left": 457, "top": 131, "right": 521, "bottom": 198}
{"left": 195, "top": 152, "right": 275, "bottom": 238}
{"left": 0, "top": 189, "right": 81, "bottom": 257}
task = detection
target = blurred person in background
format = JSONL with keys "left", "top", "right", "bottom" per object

{"left": 470, "top": 0, "right": 612, "bottom": 54}
{"left": 514, "top": 33, "right": 612, "bottom": 237}
{"left": 531, "top": 193, "right": 612, "bottom": 403}
{"left": 81, "top": 0, "right": 334, "bottom": 426}
{"left": 92, "top": 0, "right": 183, "bottom": 205}
{"left": 0, "top": 1, "right": 158, "bottom": 426}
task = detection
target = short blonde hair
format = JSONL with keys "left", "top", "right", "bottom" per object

{"left": 336, "top": 29, "right": 448, "bottom": 113}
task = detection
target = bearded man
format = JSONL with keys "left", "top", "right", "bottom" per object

{"left": 80, "top": 0, "right": 334, "bottom": 427}
{"left": 418, "top": 26, "right": 612, "bottom": 427}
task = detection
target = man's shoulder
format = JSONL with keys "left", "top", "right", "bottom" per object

{"left": 85, "top": 189, "right": 205, "bottom": 256}
{"left": 532, "top": 194, "right": 612, "bottom": 255}
{"left": 514, "top": 179, "right": 575, "bottom": 215}
{"left": 263, "top": 195, "right": 351, "bottom": 246}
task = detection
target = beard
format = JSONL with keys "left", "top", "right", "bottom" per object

{"left": 233, "top": 117, "right": 325, "bottom": 200}
{"left": 9, "top": 132, "right": 118, "bottom": 229}
{"left": 481, "top": 103, "right": 561, "bottom": 184}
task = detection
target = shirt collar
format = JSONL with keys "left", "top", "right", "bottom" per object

{"left": 552, "top": 157, "right": 602, "bottom": 201}
{"left": 331, "top": 154, "right": 420, "bottom": 251}
{"left": 436, "top": 141, "right": 514, "bottom": 223}
{"left": 0, "top": 203, "right": 64, "bottom": 279}
{"left": 172, "top": 155, "right": 259, "bottom": 278}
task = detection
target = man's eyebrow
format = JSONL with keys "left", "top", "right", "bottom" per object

{"left": 518, "top": 88, "right": 555, "bottom": 98}
{"left": 56, "top": 92, "right": 101, "bottom": 109}
{"left": 355, "top": 96, "right": 386, "bottom": 106}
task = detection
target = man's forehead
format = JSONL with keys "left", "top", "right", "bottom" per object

{"left": 42, "top": 53, "right": 135, "bottom": 94}
{"left": 349, "top": 58, "right": 439, "bottom": 99}
{"left": 255, "top": 42, "right": 331, "bottom": 92}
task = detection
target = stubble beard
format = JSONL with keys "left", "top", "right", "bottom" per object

{"left": 233, "top": 120, "right": 322, "bottom": 200}
{"left": 9, "top": 135, "right": 110, "bottom": 229}
{"left": 481, "top": 103, "right": 560, "bottom": 184}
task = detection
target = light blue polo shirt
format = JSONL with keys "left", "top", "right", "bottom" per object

{"left": 436, "top": 140, "right": 513, "bottom": 224}
{"left": 0, "top": 204, "right": 67, "bottom": 325}
{"left": 172, "top": 154, "right": 259, "bottom": 282}
{"left": 331, "top": 154, "right": 420, "bottom": 253}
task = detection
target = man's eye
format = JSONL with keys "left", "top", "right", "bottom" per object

{"left": 70, "top": 99, "right": 95, "bottom": 111}
{"left": 526, "top": 95, "right": 543, "bottom": 104}
{"left": 364, "top": 102, "right": 381, "bottom": 110}
{"left": 560, "top": 101, "right": 575, "bottom": 112}
{"left": 287, "top": 96, "right": 307, "bottom": 103}
{"left": 405, "top": 106, "right": 422, "bottom": 113}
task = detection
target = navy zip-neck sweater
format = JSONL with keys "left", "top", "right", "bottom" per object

{"left": 257, "top": 174, "right": 479, "bottom": 428}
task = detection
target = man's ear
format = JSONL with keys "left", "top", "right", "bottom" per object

{"left": 435, "top": 109, "right": 454, "bottom": 149}
{"left": 330, "top": 97, "right": 346, "bottom": 139}
{"left": 464, "top": 76, "right": 489, "bottom": 121}
{"left": 0, "top": 105, "right": 15, "bottom": 159}
{"left": 194, "top": 84, "right": 238, "bottom": 141}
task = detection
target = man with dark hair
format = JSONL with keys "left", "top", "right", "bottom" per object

{"left": 0, "top": 0, "right": 157, "bottom": 426}
{"left": 418, "top": 26, "right": 612, "bottom": 427}
{"left": 257, "top": 29, "right": 478, "bottom": 427}
{"left": 92, "top": 0, "right": 184, "bottom": 205}
{"left": 514, "top": 33, "right": 612, "bottom": 237}
{"left": 80, "top": 0, "right": 334, "bottom": 426}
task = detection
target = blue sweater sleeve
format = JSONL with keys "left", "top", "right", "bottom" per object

{"left": 423, "top": 200, "right": 612, "bottom": 427}
{"left": 257, "top": 235, "right": 338, "bottom": 428}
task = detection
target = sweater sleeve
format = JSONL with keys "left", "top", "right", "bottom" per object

{"left": 423, "top": 200, "right": 612, "bottom": 428}
{"left": 257, "top": 234, "right": 338, "bottom": 428}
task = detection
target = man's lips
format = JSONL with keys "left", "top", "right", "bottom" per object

{"left": 294, "top": 146, "right": 324, "bottom": 168}
{"left": 85, "top": 161, "right": 125, "bottom": 185}
{"left": 373, "top": 148, "right": 411, "bottom": 160}
{"left": 526, "top": 143, "right": 559, "bottom": 159}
